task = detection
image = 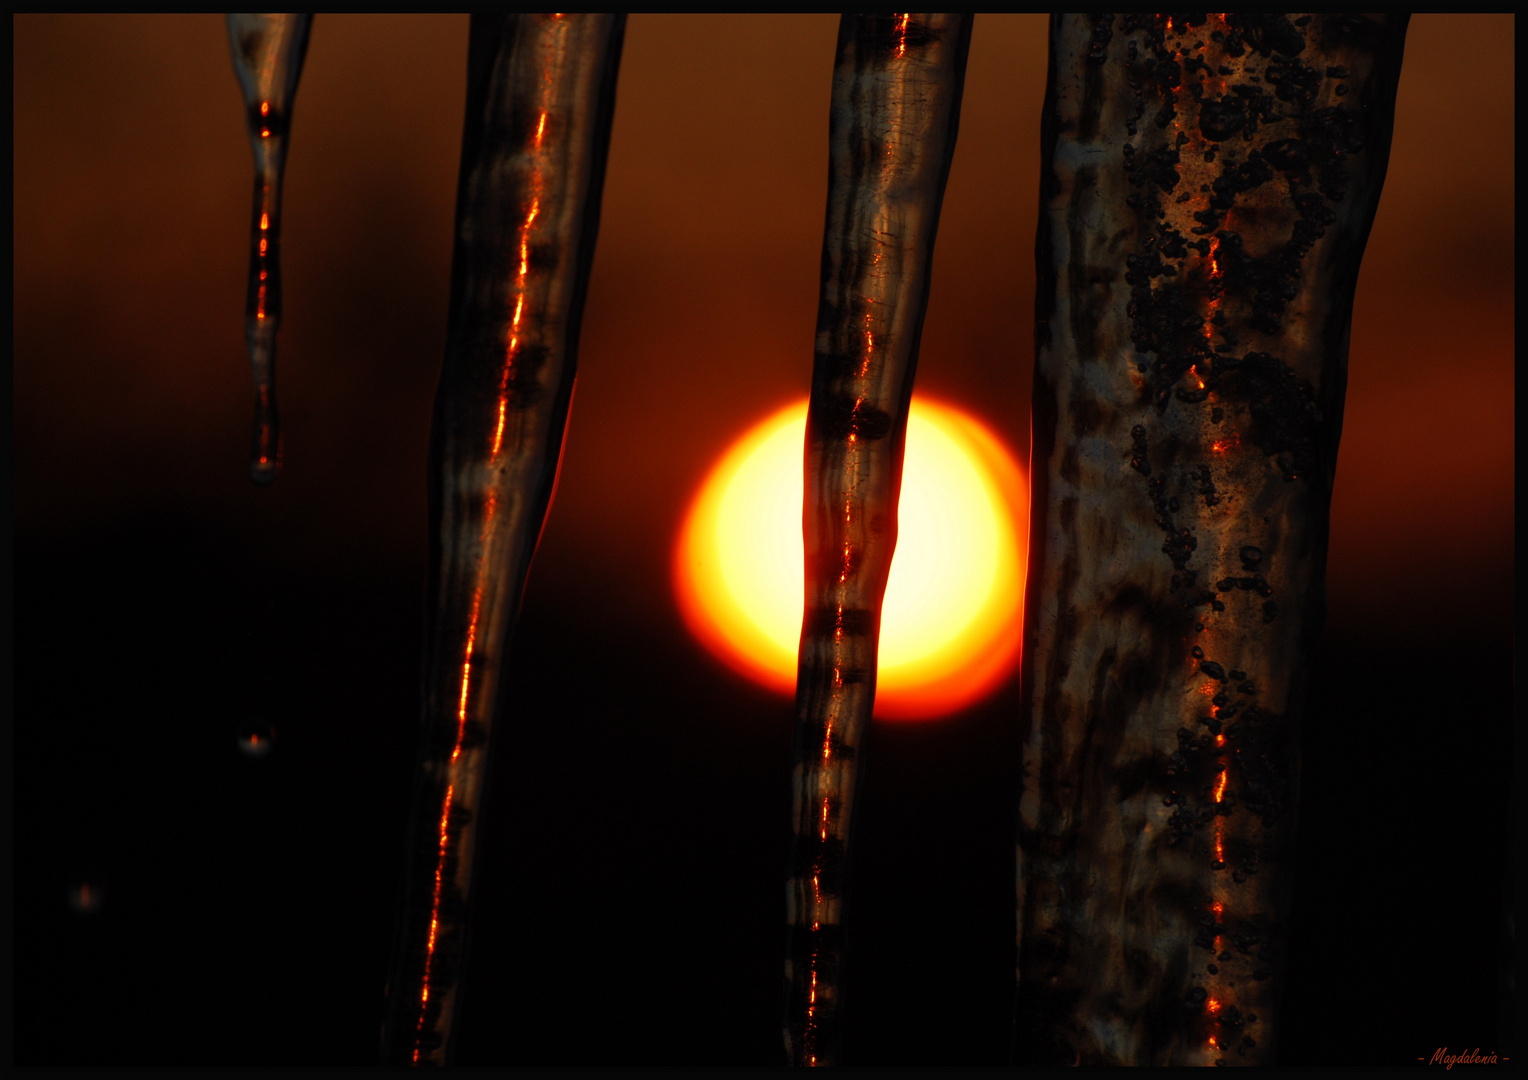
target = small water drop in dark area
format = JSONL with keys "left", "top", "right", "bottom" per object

{"left": 68, "top": 881, "right": 104, "bottom": 915}
{"left": 238, "top": 720, "right": 276, "bottom": 758}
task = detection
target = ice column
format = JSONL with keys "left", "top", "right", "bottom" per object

{"left": 380, "top": 15, "right": 624, "bottom": 1066}
{"left": 1015, "top": 14, "right": 1408, "bottom": 1065}
{"left": 784, "top": 13, "right": 972, "bottom": 1067}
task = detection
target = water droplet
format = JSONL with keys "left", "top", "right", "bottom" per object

{"left": 68, "top": 882, "right": 103, "bottom": 914}
{"left": 238, "top": 721, "right": 276, "bottom": 758}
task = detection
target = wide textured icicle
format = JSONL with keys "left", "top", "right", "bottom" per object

{"left": 226, "top": 13, "right": 312, "bottom": 485}
{"left": 1014, "top": 14, "right": 1408, "bottom": 1066}
{"left": 380, "top": 15, "right": 624, "bottom": 1066}
{"left": 784, "top": 14, "right": 971, "bottom": 1067}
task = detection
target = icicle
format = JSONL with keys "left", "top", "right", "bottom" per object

{"left": 379, "top": 15, "right": 624, "bottom": 1066}
{"left": 1014, "top": 14, "right": 1408, "bottom": 1065}
{"left": 785, "top": 14, "right": 971, "bottom": 1067}
{"left": 226, "top": 14, "right": 312, "bottom": 485}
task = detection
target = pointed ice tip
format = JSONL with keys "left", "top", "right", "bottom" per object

{"left": 251, "top": 407, "right": 280, "bottom": 484}
{"left": 250, "top": 457, "right": 280, "bottom": 485}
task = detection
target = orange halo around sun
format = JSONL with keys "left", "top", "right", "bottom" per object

{"left": 674, "top": 396, "right": 1027, "bottom": 720}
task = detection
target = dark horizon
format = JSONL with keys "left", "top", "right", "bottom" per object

{"left": 11, "top": 14, "right": 1516, "bottom": 1065}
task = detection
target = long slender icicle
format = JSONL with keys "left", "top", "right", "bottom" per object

{"left": 785, "top": 14, "right": 971, "bottom": 1067}
{"left": 226, "top": 14, "right": 312, "bottom": 485}
{"left": 380, "top": 15, "right": 624, "bottom": 1066}
{"left": 1015, "top": 14, "right": 1408, "bottom": 1065}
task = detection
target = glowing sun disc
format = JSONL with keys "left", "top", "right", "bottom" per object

{"left": 675, "top": 397, "right": 1027, "bottom": 719}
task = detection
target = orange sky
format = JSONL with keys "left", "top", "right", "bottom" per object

{"left": 13, "top": 14, "right": 1515, "bottom": 646}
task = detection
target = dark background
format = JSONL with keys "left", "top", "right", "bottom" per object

{"left": 11, "top": 14, "right": 1516, "bottom": 1065}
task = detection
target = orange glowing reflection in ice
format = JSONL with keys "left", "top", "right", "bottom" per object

{"left": 675, "top": 398, "right": 1027, "bottom": 719}
{"left": 256, "top": 191, "right": 271, "bottom": 328}
{"left": 411, "top": 26, "right": 566, "bottom": 1062}
{"left": 1163, "top": 16, "right": 1242, "bottom": 1058}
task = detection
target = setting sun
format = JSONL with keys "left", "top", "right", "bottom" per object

{"left": 674, "top": 397, "right": 1027, "bottom": 719}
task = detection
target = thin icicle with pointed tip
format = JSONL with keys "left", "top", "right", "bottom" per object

{"left": 226, "top": 13, "right": 311, "bottom": 485}
{"left": 379, "top": 14, "right": 625, "bottom": 1066}
{"left": 784, "top": 13, "right": 971, "bottom": 1068}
